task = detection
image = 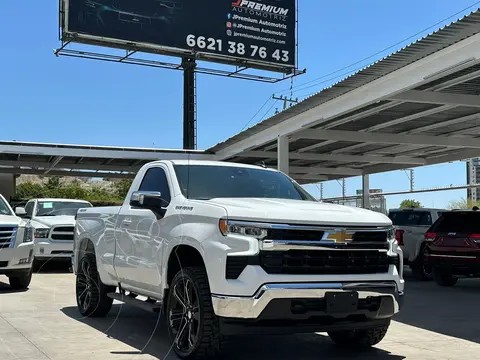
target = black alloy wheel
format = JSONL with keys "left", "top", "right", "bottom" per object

{"left": 76, "top": 257, "right": 94, "bottom": 314}
{"left": 168, "top": 276, "right": 201, "bottom": 357}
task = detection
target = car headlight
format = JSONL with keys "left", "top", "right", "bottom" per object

{"left": 219, "top": 220, "right": 268, "bottom": 239}
{"left": 23, "top": 226, "right": 34, "bottom": 243}
{"left": 34, "top": 228, "right": 50, "bottom": 239}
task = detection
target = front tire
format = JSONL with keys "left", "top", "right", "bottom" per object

{"left": 328, "top": 322, "right": 390, "bottom": 348}
{"left": 433, "top": 269, "right": 458, "bottom": 287}
{"left": 166, "top": 267, "right": 224, "bottom": 360}
{"left": 9, "top": 269, "right": 32, "bottom": 290}
{"left": 76, "top": 253, "right": 114, "bottom": 317}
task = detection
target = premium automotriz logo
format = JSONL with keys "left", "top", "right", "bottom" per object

{"left": 232, "top": 0, "right": 290, "bottom": 18}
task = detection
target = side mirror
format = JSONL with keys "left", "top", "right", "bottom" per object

{"left": 15, "top": 207, "right": 27, "bottom": 217}
{"left": 130, "top": 191, "right": 169, "bottom": 218}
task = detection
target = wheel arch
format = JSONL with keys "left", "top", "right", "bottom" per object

{"left": 165, "top": 244, "right": 206, "bottom": 293}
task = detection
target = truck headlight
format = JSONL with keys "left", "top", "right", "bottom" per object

{"left": 34, "top": 228, "right": 50, "bottom": 239}
{"left": 23, "top": 226, "right": 34, "bottom": 243}
{"left": 219, "top": 220, "right": 268, "bottom": 239}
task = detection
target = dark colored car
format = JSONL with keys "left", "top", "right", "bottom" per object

{"left": 423, "top": 208, "right": 480, "bottom": 287}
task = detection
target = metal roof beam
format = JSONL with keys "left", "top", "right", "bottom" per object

{"left": 293, "top": 129, "right": 480, "bottom": 148}
{"left": 44, "top": 156, "right": 63, "bottom": 175}
{"left": 289, "top": 166, "right": 363, "bottom": 176}
{"left": 357, "top": 117, "right": 480, "bottom": 157}
{"left": 0, "top": 168, "right": 135, "bottom": 179}
{"left": 240, "top": 151, "right": 425, "bottom": 165}
{"left": 388, "top": 90, "right": 480, "bottom": 108}
{"left": 214, "top": 33, "right": 480, "bottom": 160}
{"left": 0, "top": 160, "right": 138, "bottom": 173}
{"left": 291, "top": 174, "right": 329, "bottom": 182}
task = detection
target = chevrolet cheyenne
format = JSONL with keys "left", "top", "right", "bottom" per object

{"left": 73, "top": 160, "right": 404, "bottom": 359}
{"left": 0, "top": 193, "right": 34, "bottom": 289}
{"left": 16, "top": 198, "right": 92, "bottom": 268}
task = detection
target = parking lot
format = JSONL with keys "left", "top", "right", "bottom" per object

{"left": 0, "top": 268, "right": 478, "bottom": 360}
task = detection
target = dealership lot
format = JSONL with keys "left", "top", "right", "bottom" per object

{"left": 0, "top": 269, "right": 478, "bottom": 360}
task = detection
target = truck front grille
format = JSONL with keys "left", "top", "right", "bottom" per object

{"left": 259, "top": 250, "right": 390, "bottom": 275}
{"left": 50, "top": 226, "right": 74, "bottom": 241}
{"left": 0, "top": 226, "right": 17, "bottom": 249}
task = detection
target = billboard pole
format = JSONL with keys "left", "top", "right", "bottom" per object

{"left": 182, "top": 58, "right": 197, "bottom": 150}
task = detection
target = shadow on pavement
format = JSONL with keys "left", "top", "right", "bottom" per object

{"left": 0, "top": 277, "right": 28, "bottom": 294}
{"left": 33, "top": 259, "right": 72, "bottom": 274}
{"left": 394, "top": 269, "right": 480, "bottom": 343}
{"left": 61, "top": 305, "right": 404, "bottom": 360}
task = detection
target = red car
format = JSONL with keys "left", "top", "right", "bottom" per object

{"left": 423, "top": 208, "right": 480, "bottom": 287}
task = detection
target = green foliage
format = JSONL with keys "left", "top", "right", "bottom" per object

{"left": 399, "top": 199, "right": 422, "bottom": 209}
{"left": 13, "top": 177, "right": 129, "bottom": 204}
{"left": 447, "top": 198, "right": 480, "bottom": 210}
{"left": 113, "top": 179, "right": 133, "bottom": 199}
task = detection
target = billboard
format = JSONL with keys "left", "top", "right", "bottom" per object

{"left": 61, "top": 0, "right": 297, "bottom": 72}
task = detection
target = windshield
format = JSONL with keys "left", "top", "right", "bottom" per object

{"left": 35, "top": 201, "right": 92, "bottom": 217}
{"left": 388, "top": 210, "right": 432, "bottom": 226}
{"left": 173, "top": 165, "right": 316, "bottom": 201}
{"left": 0, "top": 197, "right": 13, "bottom": 216}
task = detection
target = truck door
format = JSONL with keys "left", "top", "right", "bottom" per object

{"left": 115, "top": 165, "right": 172, "bottom": 296}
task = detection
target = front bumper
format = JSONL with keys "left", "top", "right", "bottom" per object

{"left": 34, "top": 239, "right": 73, "bottom": 260}
{"left": 0, "top": 243, "right": 34, "bottom": 276}
{"left": 212, "top": 281, "right": 403, "bottom": 319}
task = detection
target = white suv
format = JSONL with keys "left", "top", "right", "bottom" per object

{"left": 0, "top": 193, "right": 34, "bottom": 289}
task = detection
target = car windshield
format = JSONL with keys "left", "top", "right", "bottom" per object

{"left": 35, "top": 201, "right": 92, "bottom": 217}
{"left": 432, "top": 212, "right": 480, "bottom": 233}
{"left": 0, "top": 197, "right": 13, "bottom": 216}
{"left": 388, "top": 210, "right": 432, "bottom": 226}
{"left": 173, "top": 165, "right": 316, "bottom": 201}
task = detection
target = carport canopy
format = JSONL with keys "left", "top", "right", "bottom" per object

{"left": 209, "top": 11, "right": 480, "bottom": 187}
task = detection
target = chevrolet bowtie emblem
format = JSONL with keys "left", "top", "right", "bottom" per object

{"left": 325, "top": 229, "right": 353, "bottom": 244}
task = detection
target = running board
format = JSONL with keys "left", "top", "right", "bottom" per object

{"left": 107, "top": 292, "right": 162, "bottom": 313}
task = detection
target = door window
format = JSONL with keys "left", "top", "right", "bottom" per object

{"left": 139, "top": 167, "right": 171, "bottom": 204}
{"left": 25, "top": 201, "right": 34, "bottom": 218}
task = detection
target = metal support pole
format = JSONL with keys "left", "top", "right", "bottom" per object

{"left": 277, "top": 135, "right": 289, "bottom": 175}
{"left": 362, "top": 175, "right": 370, "bottom": 209}
{"left": 182, "top": 58, "right": 197, "bottom": 150}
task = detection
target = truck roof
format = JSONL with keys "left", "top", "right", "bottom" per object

{"left": 35, "top": 198, "right": 92, "bottom": 203}
{"left": 389, "top": 207, "right": 447, "bottom": 212}
{"left": 163, "top": 160, "right": 278, "bottom": 171}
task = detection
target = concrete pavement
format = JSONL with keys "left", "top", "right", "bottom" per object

{"left": 0, "top": 268, "right": 479, "bottom": 360}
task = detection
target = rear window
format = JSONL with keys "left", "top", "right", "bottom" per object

{"left": 388, "top": 211, "right": 432, "bottom": 226}
{"left": 432, "top": 212, "right": 480, "bottom": 233}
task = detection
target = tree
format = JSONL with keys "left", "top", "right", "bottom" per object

{"left": 447, "top": 197, "right": 480, "bottom": 210}
{"left": 400, "top": 199, "right": 422, "bottom": 209}
{"left": 113, "top": 179, "right": 133, "bottom": 199}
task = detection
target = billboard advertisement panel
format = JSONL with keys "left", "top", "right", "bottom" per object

{"left": 62, "top": 0, "right": 297, "bottom": 72}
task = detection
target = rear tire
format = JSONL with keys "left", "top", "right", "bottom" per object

{"left": 9, "top": 269, "right": 32, "bottom": 290}
{"left": 328, "top": 322, "right": 390, "bottom": 348}
{"left": 433, "top": 269, "right": 458, "bottom": 287}
{"left": 166, "top": 266, "right": 225, "bottom": 360}
{"left": 76, "top": 253, "right": 115, "bottom": 317}
{"left": 411, "top": 246, "right": 433, "bottom": 281}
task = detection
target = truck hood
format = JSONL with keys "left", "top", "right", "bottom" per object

{"left": 204, "top": 198, "right": 392, "bottom": 226}
{"left": 0, "top": 214, "right": 23, "bottom": 226}
{"left": 31, "top": 216, "right": 76, "bottom": 228}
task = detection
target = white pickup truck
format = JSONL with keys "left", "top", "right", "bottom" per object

{"left": 0, "top": 193, "right": 34, "bottom": 289}
{"left": 15, "top": 198, "right": 92, "bottom": 268}
{"left": 388, "top": 207, "right": 446, "bottom": 280}
{"left": 74, "top": 160, "right": 404, "bottom": 359}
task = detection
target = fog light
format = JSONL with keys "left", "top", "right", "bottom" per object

{"left": 18, "top": 258, "right": 29, "bottom": 265}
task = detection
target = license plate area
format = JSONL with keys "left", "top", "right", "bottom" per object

{"left": 325, "top": 291, "right": 359, "bottom": 314}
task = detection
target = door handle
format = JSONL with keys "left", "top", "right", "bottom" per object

{"left": 122, "top": 218, "right": 132, "bottom": 226}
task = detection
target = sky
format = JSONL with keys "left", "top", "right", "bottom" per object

{"left": 1, "top": 0, "right": 479, "bottom": 210}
